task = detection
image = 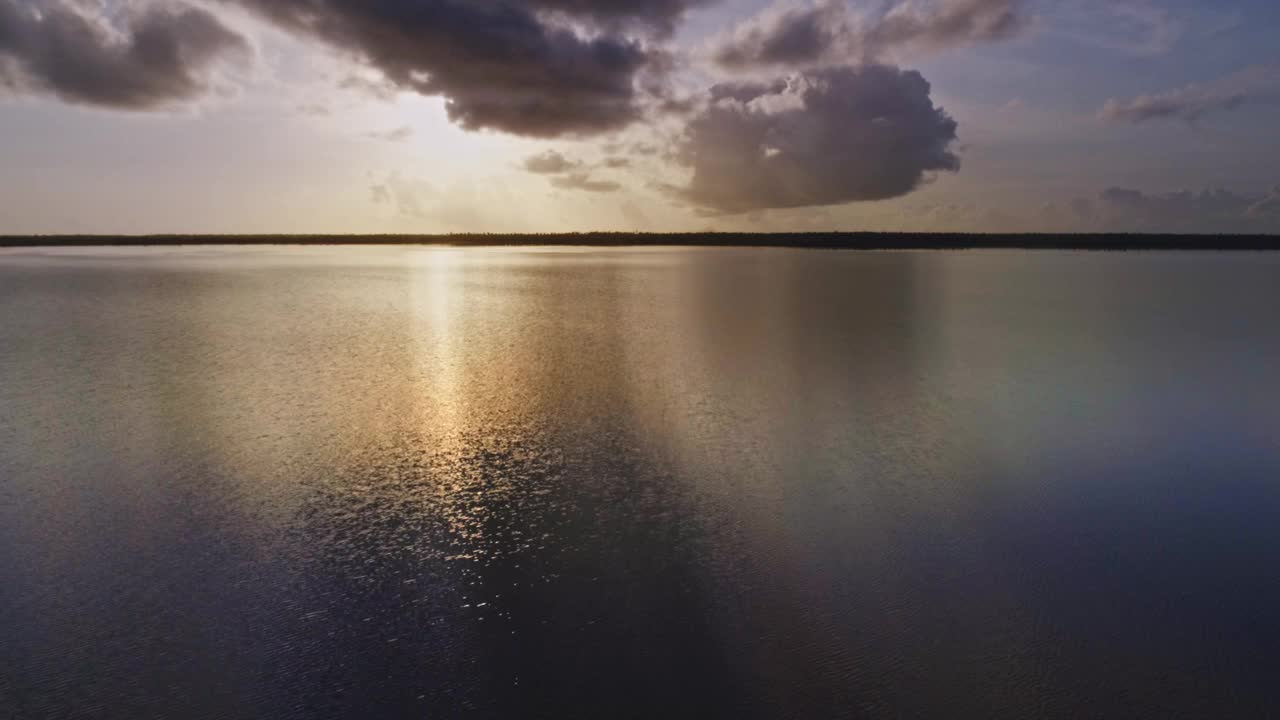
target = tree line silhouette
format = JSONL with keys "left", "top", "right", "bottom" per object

{"left": 2, "top": 232, "right": 1279, "bottom": 250}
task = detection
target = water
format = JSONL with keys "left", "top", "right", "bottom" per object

{"left": 2, "top": 246, "right": 1279, "bottom": 719}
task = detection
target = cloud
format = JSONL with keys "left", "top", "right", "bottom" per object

{"left": 523, "top": 150, "right": 622, "bottom": 192}
{"left": 1248, "top": 187, "right": 1280, "bottom": 221}
{"left": 711, "top": 1, "right": 847, "bottom": 70}
{"left": 1099, "top": 92, "right": 1243, "bottom": 125}
{"left": 523, "top": 149, "right": 629, "bottom": 192}
{"left": 551, "top": 173, "right": 622, "bottom": 193}
{"left": 524, "top": 0, "right": 718, "bottom": 36}
{"left": 223, "top": 0, "right": 713, "bottom": 138}
{"left": 893, "top": 186, "right": 1280, "bottom": 233}
{"left": 0, "top": 0, "right": 248, "bottom": 109}
{"left": 523, "top": 150, "right": 581, "bottom": 174}
{"left": 369, "top": 171, "right": 488, "bottom": 228}
{"left": 367, "top": 126, "right": 413, "bottom": 142}
{"left": 671, "top": 65, "right": 959, "bottom": 214}
{"left": 337, "top": 74, "right": 398, "bottom": 101}
{"left": 370, "top": 174, "right": 427, "bottom": 217}
{"left": 1100, "top": 1, "right": 1182, "bottom": 56}
{"left": 1084, "top": 186, "right": 1280, "bottom": 233}
{"left": 1100, "top": 65, "right": 1280, "bottom": 125}
{"left": 711, "top": 0, "right": 1027, "bottom": 71}
{"left": 1052, "top": 1, "right": 1183, "bottom": 57}
{"left": 297, "top": 102, "right": 330, "bottom": 116}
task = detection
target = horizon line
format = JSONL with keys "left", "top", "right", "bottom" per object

{"left": 3, "top": 231, "right": 1280, "bottom": 251}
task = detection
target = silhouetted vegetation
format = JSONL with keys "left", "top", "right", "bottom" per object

{"left": 2, "top": 233, "right": 1279, "bottom": 250}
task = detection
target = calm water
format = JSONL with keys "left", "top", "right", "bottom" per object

{"left": 2, "top": 247, "right": 1279, "bottom": 718}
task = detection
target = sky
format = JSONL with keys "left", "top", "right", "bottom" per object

{"left": 1, "top": 0, "right": 1278, "bottom": 235}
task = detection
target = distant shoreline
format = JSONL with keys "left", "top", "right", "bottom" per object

{"left": 3, "top": 233, "right": 1280, "bottom": 251}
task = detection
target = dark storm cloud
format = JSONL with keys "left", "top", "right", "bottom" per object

{"left": 224, "top": 0, "right": 713, "bottom": 138}
{"left": 1099, "top": 66, "right": 1280, "bottom": 125}
{"left": 0, "top": 0, "right": 247, "bottom": 109}
{"left": 672, "top": 65, "right": 959, "bottom": 214}
{"left": 712, "top": 0, "right": 1027, "bottom": 70}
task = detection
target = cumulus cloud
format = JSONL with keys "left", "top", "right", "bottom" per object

{"left": 1100, "top": 65, "right": 1280, "bottom": 125}
{"left": 0, "top": 0, "right": 248, "bottom": 109}
{"left": 672, "top": 65, "right": 959, "bottom": 214}
{"left": 222, "top": 0, "right": 713, "bottom": 138}
{"left": 711, "top": 0, "right": 1027, "bottom": 70}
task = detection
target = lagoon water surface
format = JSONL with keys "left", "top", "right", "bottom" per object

{"left": 2, "top": 247, "right": 1280, "bottom": 718}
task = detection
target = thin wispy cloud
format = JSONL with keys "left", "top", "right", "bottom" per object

{"left": 1249, "top": 186, "right": 1280, "bottom": 221}
{"left": 1046, "top": 0, "right": 1183, "bottom": 57}
{"left": 367, "top": 126, "right": 413, "bottom": 143}
{"left": 551, "top": 173, "right": 622, "bottom": 193}
{"left": 710, "top": 0, "right": 1029, "bottom": 71}
{"left": 369, "top": 172, "right": 489, "bottom": 228}
{"left": 1087, "top": 185, "right": 1280, "bottom": 232}
{"left": 1100, "top": 1, "right": 1183, "bottom": 56}
{"left": 1100, "top": 65, "right": 1280, "bottom": 125}
{"left": 904, "top": 185, "right": 1280, "bottom": 234}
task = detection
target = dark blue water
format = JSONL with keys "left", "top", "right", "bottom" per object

{"left": 2, "top": 247, "right": 1279, "bottom": 718}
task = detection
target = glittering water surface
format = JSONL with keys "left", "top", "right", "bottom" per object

{"left": 2, "top": 247, "right": 1280, "bottom": 719}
